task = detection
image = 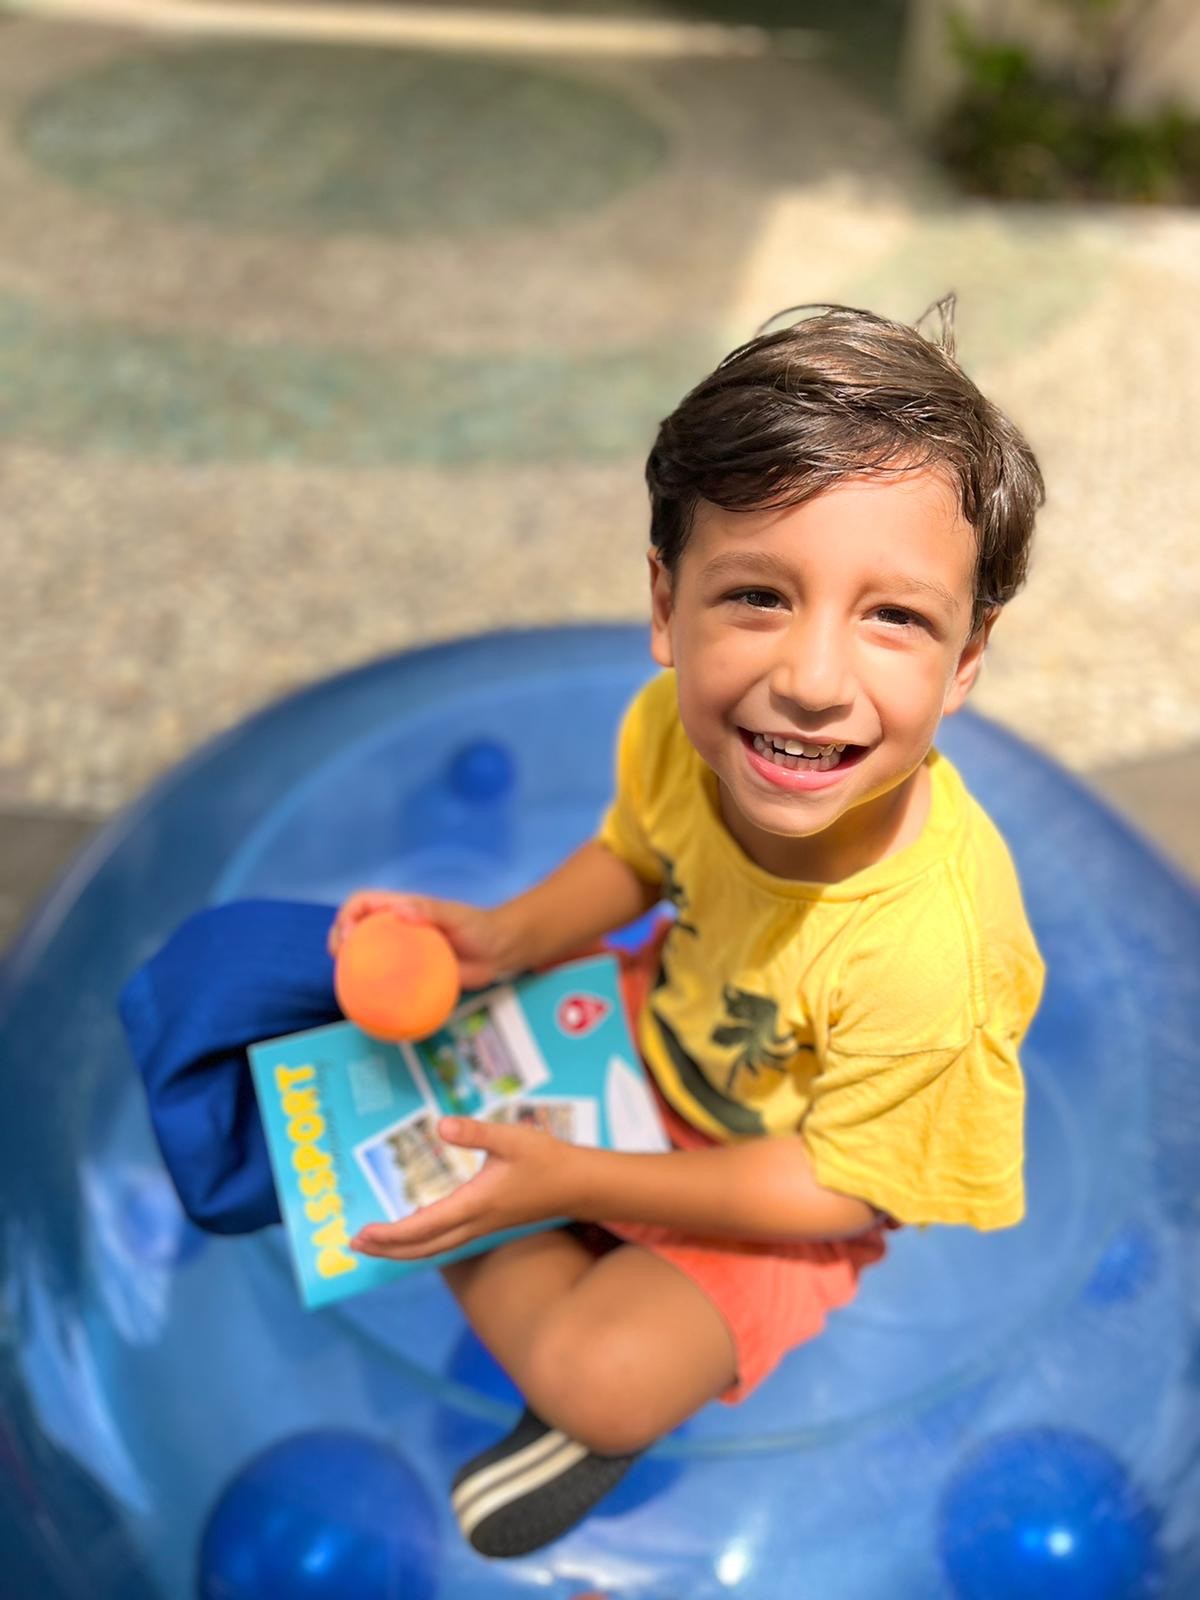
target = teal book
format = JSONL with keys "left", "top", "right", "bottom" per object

{"left": 248, "top": 954, "right": 667, "bottom": 1308}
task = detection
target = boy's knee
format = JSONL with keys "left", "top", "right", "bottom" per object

{"left": 524, "top": 1318, "right": 660, "bottom": 1456}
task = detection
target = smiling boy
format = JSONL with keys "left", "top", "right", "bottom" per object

{"left": 334, "top": 301, "right": 1048, "bottom": 1557}
{"left": 657, "top": 470, "right": 987, "bottom": 885}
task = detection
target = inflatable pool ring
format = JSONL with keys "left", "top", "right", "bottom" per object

{"left": 1, "top": 625, "right": 1197, "bottom": 1600}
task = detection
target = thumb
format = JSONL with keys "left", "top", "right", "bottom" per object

{"left": 384, "top": 895, "right": 442, "bottom": 926}
{"left": 439, "top": 1115, "right": 511, "bottom": 1156}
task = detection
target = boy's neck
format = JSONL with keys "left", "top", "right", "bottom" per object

{"left": 717, "top": 761, "right": 932, "bottom": 884}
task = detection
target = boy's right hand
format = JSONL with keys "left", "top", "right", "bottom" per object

{"left": 327, "top": 890, "right": 516, "bottom": 992}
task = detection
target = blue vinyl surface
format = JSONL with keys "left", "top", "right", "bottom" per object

{"left": 2, "top": 625, "right": 1198, "bottom": 1599}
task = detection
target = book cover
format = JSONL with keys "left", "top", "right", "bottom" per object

{"left": 248, "top": 954, "right": 667, "bottom": 1308}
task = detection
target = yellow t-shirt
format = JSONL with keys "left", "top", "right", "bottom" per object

{"left": 597, "top": 671, "right": 1045, "bottom": 1231}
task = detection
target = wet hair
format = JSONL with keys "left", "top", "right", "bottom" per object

{"left": 645, "top": 297, "right": 1045, "bottom": 637}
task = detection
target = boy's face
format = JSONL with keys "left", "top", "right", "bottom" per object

{"left": 648, "top": 467, "right": 996, "bottom": 877}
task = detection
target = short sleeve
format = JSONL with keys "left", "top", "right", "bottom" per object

{"left": 596, "top": 687, "right": 666, "bottom": 888}
{"left": 802, "top": 1027, "right": 1026, "bottom": 1230}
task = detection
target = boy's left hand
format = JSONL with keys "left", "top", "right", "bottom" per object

{"left": 349, "top": 1116, "right": 584, "bottom": 1261}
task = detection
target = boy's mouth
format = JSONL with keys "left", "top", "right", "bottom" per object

{"left": 740, "top": 729, "right": 867, "bottom": 774}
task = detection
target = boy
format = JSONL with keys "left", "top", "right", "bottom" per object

{"left": 332, "top": 301, "right": 1047, "bottom": 1558}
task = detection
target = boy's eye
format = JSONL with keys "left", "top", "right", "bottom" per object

{"left": 730, "top": 589, "right": 783, "bottom": 610}
{"left": 874, "top": 606, "right": 924, "bottom": 629}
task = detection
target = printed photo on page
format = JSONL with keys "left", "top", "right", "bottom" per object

{"left": 484, "top": 1095, "right": 600, "bottom": 1147}
{"left": 355, "top": 1105, "right": 482, "bottom": 1220}
{"left": 412, "top": 986, "right": 550, "bottom": 1118}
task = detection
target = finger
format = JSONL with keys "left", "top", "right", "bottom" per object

{"left": 331, "top": 892, "right": 428, "bottom": 955}
{"left": 347, "top": 891, "right": 413, "bottom": 924}
{"left": 352, "top": 1212, "right": 459, "bottom": 1251}
{"left": 364, "top": 894, "right": 439, "bottom": 927}
{"left": 352, "top": 1202, "right": 480, "bottom": 1255}
{"left": 329, "top": 895, "right": 378, "bottom": 952}
{"left": 328, "top": 910, "right": 361, "bottom": 955}
{"left": 342, "top": 891, "right": 385, "bottom": 919}
{"left": 352, "top": 1222, "right": 479, "bottom": 1261}
{"left": 437, "top": 1115, "right": 512, "bottom": 1155}
{"left": 353, "top": 1187, "right": 481, "bottom": 1249}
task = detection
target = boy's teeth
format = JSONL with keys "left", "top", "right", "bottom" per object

{"left": 751, "top": 734, "right": 848, "bottom": 772}
{"left": 757, "top": 735, "right": 844, "bottom": 756}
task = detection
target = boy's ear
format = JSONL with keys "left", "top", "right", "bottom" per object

{"left": 648, "top": 549, "right": 675, "bottom": 669}
{"left": 943, "top": 607, "right": 1000, "bottom": 716}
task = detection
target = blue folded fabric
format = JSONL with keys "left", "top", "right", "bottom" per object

{"left": 118, "top": 899, "right": 342, "bottom": 1235}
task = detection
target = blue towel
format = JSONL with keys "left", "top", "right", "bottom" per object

{"left": 118, "top": 899, "right": 342, "bottom": 1235}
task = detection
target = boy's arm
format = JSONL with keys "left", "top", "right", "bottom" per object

{"left": 493, "top": 839, "right": 662, "bottom": 973}
{"left": 351, "top": 1119, "right": 879, "bottom": 1263}
{"left": 331, "top": 838, "right": 661, "bottom": 988}
{"left": 571, "top": 1136, "right": 879, "bottom": 1241}
{"left": 336, "top": 677, "right": 662, "bottom": 980}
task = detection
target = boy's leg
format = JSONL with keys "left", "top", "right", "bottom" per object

{"left": 518, "top": 1241, "right": 737, "bottom": 1448}
{"left": 445, "top": 1233, "right": 736, "bottom": 1450}
{"left": 440, "top": 1227, "right": 598, "bottom": 1370}
{"left": 442, "top": 1236, "right": 736, "bottom": 1557}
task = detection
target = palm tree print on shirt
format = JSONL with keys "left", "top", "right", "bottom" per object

{"left": 653, "top": 850, "right": 697, "bottom": 937}
{"left": 712, "top": 987, "right": 802, "bottom": 1096}
{"left": 645, "top": 850, "right": 809, "bottom": 1114}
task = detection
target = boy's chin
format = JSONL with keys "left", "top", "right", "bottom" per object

{"left": 721, "top": 776, "right": 852, "bottom": 839}
{"left": 744, "top": 793, "right": 850, "bottom": 835}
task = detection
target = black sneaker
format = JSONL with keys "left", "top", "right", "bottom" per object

{"left": 451, "top": 1408, "right": 642, "bottom": 1558}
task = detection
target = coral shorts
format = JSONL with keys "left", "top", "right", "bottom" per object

{"left": 577, "top": 931, "right": 894, "bottom": 1405}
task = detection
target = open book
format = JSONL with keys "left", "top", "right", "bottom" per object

{"left": 248, "top": 954, "right": 668, "bottom": 1308}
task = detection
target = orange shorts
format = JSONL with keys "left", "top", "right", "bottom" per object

{"left": 578, "top": 929, "right": 894, "bottom": 1404}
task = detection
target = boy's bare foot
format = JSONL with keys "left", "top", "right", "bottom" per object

{"left": 450, "top": 1408, "right": 642, "bottom": 1558}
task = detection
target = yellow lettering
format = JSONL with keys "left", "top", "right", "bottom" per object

{"left": 313, "top": 1215, "right": 351, "bottom": 1251}
{"left": 287, "top": 1112, "right": 326, "bottom": 1144}
{"left": 298, "top": 1165, "right": 336, "bottom": 1198}
{"left": 282, "top": 1086, "right": 320, "bottom": 1118}
{"left": 317, "top": 1248, "right": 359, "bottom": 1280}
{"left": 304, "top": 1192, "right": 344, "bottom": 1224}
{"left": 274, "top": 1060, "right": 367, "bottom": 1287}
{"left": 274, "top": 1063, "right": 315, "bottom": 1093}
{"left": 291, "top": 1142, "right": 332, "bottom": 1175}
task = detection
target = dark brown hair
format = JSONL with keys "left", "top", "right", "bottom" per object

{"left": 645, "top": 299, "right": 1044, "bottom": 636}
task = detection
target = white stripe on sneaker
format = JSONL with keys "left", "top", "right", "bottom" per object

{"left": 457, "top": 1436, "right": 591, "bottom": 1540}
{"left": 451, "top": 1427, "right": 573, "bottom": 1519}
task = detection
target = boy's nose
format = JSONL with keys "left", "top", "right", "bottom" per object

{"left": 769, "top": 620, "right": 854, "bottom": 714}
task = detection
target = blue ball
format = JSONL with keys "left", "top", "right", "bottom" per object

{"left": 448, "top": 741, "right": 515, "bottom": 803}
{"left": 939, "top": 1428, "right": 1164, "bottom": 1600}
{"left": 198, "top": 1431, "right": 439, "bottom": 1600}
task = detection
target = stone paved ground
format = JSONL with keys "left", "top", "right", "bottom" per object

{"left": 1, "top": 0, "right": 1196, "bottom": 951}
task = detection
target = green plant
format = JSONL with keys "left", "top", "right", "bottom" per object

{"left": 937, "top": 1, "right": 1200, "bottom": 202}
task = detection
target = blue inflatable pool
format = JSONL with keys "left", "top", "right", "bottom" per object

{"left": 2, "top": 625, "right": 1197, "bottom": 1599}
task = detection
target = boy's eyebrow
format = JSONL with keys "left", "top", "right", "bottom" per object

{"left": 699, "top": 553, "right": 961, "bottom": 616}
{"left": 699, "top": 551, "right": 799, "bottom": 585}
{"left": 868, "top": 571, "right": 962, "bottom": 616}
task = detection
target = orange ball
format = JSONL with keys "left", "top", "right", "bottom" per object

{"left": 334, "top": 915, "right": 461, "bottom": 1042}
